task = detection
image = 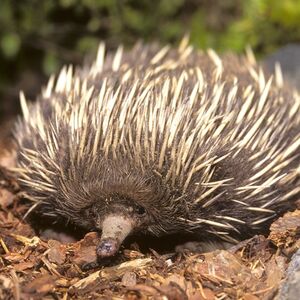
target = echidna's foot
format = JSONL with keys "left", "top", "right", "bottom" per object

{"left": 175, "top": 240, "right": 234, "bottom": 253}
{"left": 40, "top": 228, "right": 77, "bottom": 244}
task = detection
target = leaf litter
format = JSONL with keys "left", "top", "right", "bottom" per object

{"left": 1, "top": 150, "right": 300, "bottom": 299}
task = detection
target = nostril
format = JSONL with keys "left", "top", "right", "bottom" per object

{"left": 102, "top": 241, "right": 113, "bottom": 252}
{"left": 96, "top": 238, "right": 119, "bottom": 257}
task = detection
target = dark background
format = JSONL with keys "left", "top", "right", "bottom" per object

{"left": 1, "top": 0, "right": 300, "bottom": 125}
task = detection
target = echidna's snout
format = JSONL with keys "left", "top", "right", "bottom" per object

{"left": 96, "top": 238, "right": 119, "bottom": 257}
{"left": 97, "top": 214, "right": 134, "bottom": 258}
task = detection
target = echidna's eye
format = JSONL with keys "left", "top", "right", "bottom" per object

{"left": 136, "top": 206, "right": 146, "bottom": 216}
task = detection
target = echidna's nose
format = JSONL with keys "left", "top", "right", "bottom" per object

{"left": 96, "top": 238, "right": 119, "bottom": 257}
{"left": 97, "top": 214, "right": 134, "bottom": 258}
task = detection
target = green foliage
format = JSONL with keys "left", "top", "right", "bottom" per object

{"left": 1, "top": 0, "right": 300, "bottom": 118}
{"left": 1, "top": 33, "right": 21, "bottom": 58}
{"left": 219, "top": 0, "right": 300, "bottom": 54}
{"left": 1, "top": 0, "right": 300, "bottom": 71}
{"left": 268, "top": 0, "right": 300, "bottom": 27}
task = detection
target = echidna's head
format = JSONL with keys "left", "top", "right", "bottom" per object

{"left": 30, "top": 156, "right": 184, "bottom": 258}
{"left": 87, "top": 194, "right": 151, "bottom": 258}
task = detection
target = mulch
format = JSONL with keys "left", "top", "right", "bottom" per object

{"left": 1, "top": 153, "right": 300, "bottom": 299}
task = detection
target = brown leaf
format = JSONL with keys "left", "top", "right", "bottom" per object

{"left": 23, "top": 274, "right": 56, "bottom": 294}
{"left": 71, "top": 232, "right": 100, "bottom": 266}
{"left": 0, "top": 275, "right": 13, "bottom": 289}
{"left": 0, "top": 149, "right": 16, "bottom": 169}
{"left": 191, "top": 250, "right": 244, "bottom": 283}
{"left": 158, "top": 281, "right": 188, "bottom": 300}
{"left": 72, "top": 245, "right": 97, "bottom": 266}
{"left": 242, "top": 294, "right": 261, "bottom": 300}
{"left": 269, "top": 209, "right": 300, "bottom": 248}
{"left": 164, "top": 274, "right": 188, "bottom": 291}
{"left": 122, "top": 271, "right": 137, "bottom": 287}
{"left": 3, "top": 252, "right": 24, "bottom": 263}
{"left": 189, "top": 289, "right": 215, "bottom": 300}
{"left": 128, "top": 284, "right": 160, "bottom": 297}
{"left": 265, "top": 256, "right": 286, "bottom": 287}
{"left": 13, "top": 261, "right": 34, "bottom": 272}
{"left": 0, "top": 189, "right": 14, "bottom": 208}
{"left": 47, "top": 240, "right": 67, "bottom": 265}
{"left": 123, "top": 249, "right": 144, "bottom": 259}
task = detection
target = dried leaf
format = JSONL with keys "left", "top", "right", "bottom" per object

{"left": 13, "top": 261, "right": 34, "bottom": 272}
{"left": 122, "top": 271, "right": 137, "bottom": 287}
{"left": 47, "top": 240, "right": 67, "bottom": 265}
{"left": 269, "top": 210, "right": 300, "bottom": 248}
{"left": 0, "top": 189, "right": 14, "bottom": 208}
{"left": 23, "top": 274, "right": 55, "bottom": 294}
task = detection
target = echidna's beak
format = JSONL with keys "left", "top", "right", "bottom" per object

{"left": 96, "top": 215, "right": 133, "bottom": 258}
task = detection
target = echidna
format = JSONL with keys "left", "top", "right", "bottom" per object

{"left": 13, "top": 38, "right": 300, "bottom": 258}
